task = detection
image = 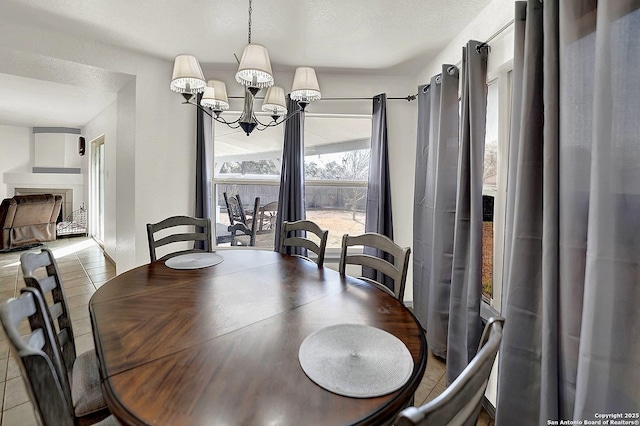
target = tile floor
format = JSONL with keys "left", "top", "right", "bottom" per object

{"left": 0, "top": 236, "right": 494, "bottom": 426}
{"left": 0, "top": 236, "right": 115, "bottom": 426}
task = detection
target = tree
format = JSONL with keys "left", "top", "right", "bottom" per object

{"left": 483, "top": 141, "right": 498, "bottom": 187}
{"left": 341, "top": 150, "right": 370, "bottom": 220}
{"left": 305, "top": 162, "right": 319, "bottom": 179}
{"left": 321, "top": 161, "right": 345, "bottom": 180}
{"left": 303, "top": 149, "right": 370, "bottom": 221}
{"left": 220, "top": 160, "right": 279, "bottom": 175}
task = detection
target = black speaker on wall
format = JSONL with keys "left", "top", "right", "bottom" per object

{"left": 78, "top": 136, "right": 86, "bottom": 156}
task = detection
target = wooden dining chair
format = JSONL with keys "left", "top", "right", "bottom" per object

{"left": 223, "top": 192, "right": 247, "bottom": 226}
{"left": 396, "top": 317, "right": 505, "bottom": 426}
{"left": 0, "top": 287, "right": 117, "bottom": 426}
{"left": 146, "top": 215, "right": 212, "bottom": 262}
{"left": 257, "top": 201, "right": 278, "bottom": 234}
{"left": 227, "top": 197, "right": 260, "bottom": 246}
{"left": 338, "top": 233, "right": 411, "bottom": 301}
{"left": 20, "top": 248, "right": 111, "bottom": 422}
{"left": 279, "top": 220, "right": 329, "bottom": 267}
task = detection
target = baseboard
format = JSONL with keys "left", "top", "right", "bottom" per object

{"left": 482, "top": 396, "right": 496, "bottom": 419}
{"left": 91, "top": 236, "right": 116, "bottom": 266}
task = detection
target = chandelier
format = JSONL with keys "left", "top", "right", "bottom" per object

{"left": 169, "top": 0, "right": 321, "bottom": 136}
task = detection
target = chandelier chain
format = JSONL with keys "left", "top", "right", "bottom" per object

{"left": 248, "top": 0, "right": 252, "bottom": 44}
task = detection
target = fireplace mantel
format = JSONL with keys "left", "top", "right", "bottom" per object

{"left": 3, "top": 172, "right": 84, "bottom": 217}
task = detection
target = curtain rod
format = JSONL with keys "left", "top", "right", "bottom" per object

{"left": 313, "top": 20, "right": 516, "bottom": 98}
{"left": 485, "top": 18, "right": 515, "bottom": 45}
{"left": 228, "top": 95, "right": 418, "bottom": 102}
{"left": 320, "top": 96, "right": 417, "bottom": 101}
{"left": 455, "top": 19, "right": 515, "bottom": 67}
{"left": 226, "top": 21, "right": 517, "bottom": 105}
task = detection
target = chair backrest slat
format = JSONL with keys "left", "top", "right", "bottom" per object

{"left": 40, "top": 275, "right": 57, "bottom": 293}
{"left": 26, "top": 328, "right": 45, "bottom": 350}
{"left": 341, "top": 253, "right": 400, "bottom": 280}
{"left": 283, "top": 237, "right": 321, "bottom": 254}
{"left": 279, "top": 220, "right": 329, "bottom": 267}
{"left": 146, "top": 215, "right": 212, "bottom": 262}
{"left": 338, "top": 233, "right": 411, "bottom": 301}
{"left": 154, "top": 232, "right": 209, "bottom": 247}
{"left": 49, "top": 302, "right": 63, "bottom": 320}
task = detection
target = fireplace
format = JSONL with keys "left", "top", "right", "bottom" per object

{"left": 14, "top": 188, "right": 73, "bottom": 221}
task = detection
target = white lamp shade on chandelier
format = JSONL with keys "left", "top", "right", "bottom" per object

{"left": 235, "top": 44, "right": 274, "bottom": 89}
{"left": 261, "top": 86, "right": 287, "bottom": 116}
{"left": 291, "top": 67, "right": 322, "bottom": 102}
{"left": 170, "top": 54, "right": 206, "bottom": 94}
{"left": 201, "top": 80, "right": 230, "bottom": 111}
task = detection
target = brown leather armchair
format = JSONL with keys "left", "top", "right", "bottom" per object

{"left": 0, "top": 194, "right": 62, "bottom": 251}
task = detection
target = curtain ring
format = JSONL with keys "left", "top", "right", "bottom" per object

{"left": 446, "top": 66, "right": 457, "bottom": 75}
{"left": 475, "top": 42, "right": 491, "bottom": 54}
{"left": 422, "top": 85, "right": 430, "bottom": 93}
{"left": 435, "top": 74, "right": 443, "bottom": 84}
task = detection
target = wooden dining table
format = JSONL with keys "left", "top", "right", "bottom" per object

{"left": 89, "top": 250, "right": 427, "bottom": 425}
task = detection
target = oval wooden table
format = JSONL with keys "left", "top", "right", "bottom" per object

{"left": 89, "top": 250, "right": 427, "bottom": 425}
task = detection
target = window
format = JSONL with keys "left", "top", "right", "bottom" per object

{"left": 304, "top": 114, "right": 371, "bottom": 248}
{"left": 213, "top": 113, "right": 283, "bottom": 250}
{"left": 483, "top": 67, "right": 512, "bottom": 312}
{"left": 212, "top": 112, "right": 371, "bottom": 250}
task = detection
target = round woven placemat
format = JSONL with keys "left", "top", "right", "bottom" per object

{"left": 164, "top": 252, "right": 224, "bottom": 269}
{"left": 298, "top": 323, "right": 414, "bottom": 398}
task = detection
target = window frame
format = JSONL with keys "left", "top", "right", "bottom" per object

{"left": 483, "top": 60, "right": 513, "bottom": 314}
{"left": 210, "top": 112, "right": 372, "bottom": 254}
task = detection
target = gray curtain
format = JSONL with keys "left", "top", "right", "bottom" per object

{"left": 412, "top": 67, "right": 460, "bottom": 360}
{"left": 274, "top": 96, "right": 306, "bottom": 255}
{"left": 446, "top": 41, "right": 488, "bottom": 384}
{"left": 496, "top": 1, "right": 640, "bottom": 424}
{"left": 364, "top": 94, "right": 394, "bottom": 291}
{"left": 195, "top": 92, "right": 212, "bottom": 250}
{"left": 496, "top": 3, "right": 545, "bottom": 423}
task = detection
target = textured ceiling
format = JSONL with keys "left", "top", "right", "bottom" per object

{"left": 0, "top": 74, "right": 117, "bottom": 128}
{"left": 2, "top": 0, "right": 493, "bottom": 71}
{"left": 0, "top": 0, "right": 494, "bottom": 128}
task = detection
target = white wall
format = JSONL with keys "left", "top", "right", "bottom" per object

{"left": 416, "top": 0, "right": 517, "bottom": 84}
{"left": 0, "top": 124, "right": 31, "bottom": 200}
{"left": 1, "top": 127, "right": 87, "bottom": 213}
{"left": 63, "top": 133, "right": 82, "bottom": 169}
{"left": 0, "top": 19, "right": 195, "bottom": 273}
